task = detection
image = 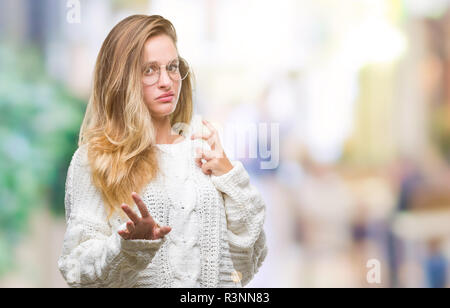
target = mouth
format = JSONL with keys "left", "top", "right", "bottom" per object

{"left": 156, "top": 94, "right": 174, "bottom": 102}
{"left": 156, "top": 91, "right": 175, "bottom": 99}
{"left": 155, "top": 91, "right": 175, "bottom": 102}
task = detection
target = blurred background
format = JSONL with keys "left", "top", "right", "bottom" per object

{"left": 1, "top": 0, "right": 450, "bottom": 287}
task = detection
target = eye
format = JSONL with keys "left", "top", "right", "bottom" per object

{"left": 168, "top": 63, "right": 179, "bottom": 72}
{"left": 144, "top": 65, "right": 158, "bottom": 75}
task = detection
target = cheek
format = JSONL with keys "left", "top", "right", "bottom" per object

{"left": 175, "top": 82, "right": 182, "bottom": 98}
{"left": 142, "top": 86, "right": 154, "bottom": 105}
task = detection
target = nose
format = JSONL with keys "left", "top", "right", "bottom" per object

{"left": 157, "top": 67, "right": 172, "bottom": 88}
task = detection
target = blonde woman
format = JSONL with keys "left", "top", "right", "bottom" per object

{"left": 57, "top": 14, "right": 267, "bottom": 288}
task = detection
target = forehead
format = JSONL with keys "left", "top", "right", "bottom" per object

{"left": 142, "top": 34, "right": 178, "bottom": 64}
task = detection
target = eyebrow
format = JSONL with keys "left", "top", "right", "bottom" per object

{"left": 144, "top": 57, "right": 179, "bottom": 65}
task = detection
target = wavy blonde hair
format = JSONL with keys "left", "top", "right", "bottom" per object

{"left": 78, "top": 15, "right": 194, "bottom": 219}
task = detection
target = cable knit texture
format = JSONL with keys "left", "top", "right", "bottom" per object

{"left": 57, "top": 115, "right": 268, "bottom": 288}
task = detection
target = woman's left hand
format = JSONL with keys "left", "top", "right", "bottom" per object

{"left": 191, "top": 119, "right": 233, "bottom": 176}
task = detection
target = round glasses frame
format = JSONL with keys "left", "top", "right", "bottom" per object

{"left": 142, "top": 57, "right": 190, "bottom": 86}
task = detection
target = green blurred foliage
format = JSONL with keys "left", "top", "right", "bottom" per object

{"left": 0, "top": 42, "right": 85, "bottom": 276}
{"left": 431, "top": 104, "right": 450, "bottom": 163}
{"left": 111, "top": 0, "right": 149, "bottom": 11}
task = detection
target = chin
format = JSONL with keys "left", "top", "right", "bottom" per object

{"left": 150, "top": 102, "right": 176, "bottom": 117}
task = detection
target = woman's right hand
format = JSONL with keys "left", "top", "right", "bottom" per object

{"left": 118, "top": 192, "right": 172, "bottom": 240}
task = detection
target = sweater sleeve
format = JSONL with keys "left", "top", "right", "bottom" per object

{"left": 57, "top": 147, "right": 164, "bottom": 288}
{"left": 210, "top": 160, "right": 268, "bottom": 287}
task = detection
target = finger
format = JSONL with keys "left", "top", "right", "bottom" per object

{"left": 160, "top": 226, "right": 172, "bottom": 236}
{"left": 118, "top": 229, "right": 130, "bottom": 240}
{"left": 195, "top": 147, "right": 215, "bottom": 162}
{"left": 201, "top": 120, "right": 221, "bottom": 151}
{"left": 131, "top": 192, "right": 151, "bottom": 219}
{"left": 203, "top": 149, "right": 216, "bottom": 161}
{"left": 201, "top": 160, "right": 213, "bottom": 175}
{"left": 195, "top": 146, "right": 202, "bottom": 159}
{"left": 155, "top": 225, "right": 172, "bottom": 239}
{"left": 190, "top": 131, "right": 213, "bottom": 141}
{"left": 191, "top": 123, "right": 216, "bottom": 148}
{"left": 121, "top": 204, "right": 140, "bottom": 224}
{"left": 195, "top": 148, "right": 215, "bottom": 169}
{"left": 191, "top": 133, "right": 216, "bottom": 151}
{"left": 195, "top": 157, "right": 202, "bottom": 167}
{"left": 202, "top": 119, "right": 217, "bottom": 134}
{"left": 195, "top": 153, "right": 202, "bottom": 167}
{"left": 195, "top": 147, "right": 204, "bottom": 166}
{"left": 126, "top": 221, "right": 135, "bottom": 233}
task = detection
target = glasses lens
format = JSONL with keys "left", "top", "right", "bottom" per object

{"left": 142, "top": 57, "right": 190, "bottom": 85}
{"left": 168, "top": 57, "right": 189, "bottom": 81}
{"left": 143, "top": 63, "right": 159, "bottom": 85}
{"left": 178, "top": 57, "right": 189, "bottom": 81}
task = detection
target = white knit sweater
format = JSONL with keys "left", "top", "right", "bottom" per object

{"left": 57, "top": 119, "right": 268, "bottom": 288}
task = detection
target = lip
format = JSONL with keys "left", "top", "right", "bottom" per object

{"left": 156, "top": 91, "right": 175, "bottom": 99}
{"left": 156, "top": 95, "right": 174, "bottom": 102}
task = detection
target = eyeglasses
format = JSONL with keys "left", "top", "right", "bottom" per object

{"left": 142, "top": 57, "right": 190, "bottom": 86}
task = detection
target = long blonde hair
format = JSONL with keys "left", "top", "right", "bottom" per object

{"left": 78, "top": 15, "right": 194, "bottom": 219}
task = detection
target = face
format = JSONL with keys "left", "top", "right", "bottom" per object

{"left": 141, "top": 34, "right": 182, "bottom": 119}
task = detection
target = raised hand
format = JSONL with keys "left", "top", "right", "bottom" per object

{"left": 191, "top": 118, "right": 233, "bottom": 176}
{"left": 118, "top": 192, "right": 172, "bottom": 240}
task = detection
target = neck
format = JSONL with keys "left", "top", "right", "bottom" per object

{"left": 153, "top": 115, "right": 181, "bottom": 144}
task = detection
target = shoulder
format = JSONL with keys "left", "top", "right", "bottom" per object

{"left": 66, "top": 143, "right": 92, "bottom": 181}
{"left": 66, "top": 143, "right": 92, "bottom": 187}
{"left": 67, "top": 143, "right": 91, "bottom": 175}
{"left": 72, "top": 143, "right": 89, "bottom": 166}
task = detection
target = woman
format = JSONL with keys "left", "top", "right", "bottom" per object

{"left": 57, "top": 14, "right": 267, "bottom": 288}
